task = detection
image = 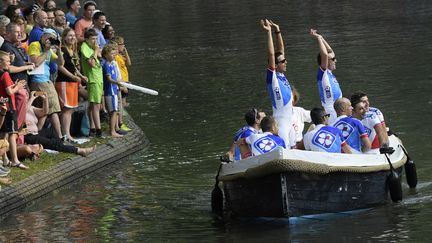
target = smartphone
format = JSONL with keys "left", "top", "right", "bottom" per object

{"left": 0, "top": 97, "right": 8, "bottom": 103}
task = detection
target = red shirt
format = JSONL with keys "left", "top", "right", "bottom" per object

{"left": 0, "top": 71, "right": 16, "bottom": 111}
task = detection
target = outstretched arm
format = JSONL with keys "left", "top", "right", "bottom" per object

{"left": 310, "top": 29, "right": 332, "bottom": 70}
{"left": 261, "top": 19, "right": 275, "bottom": 69}
{"left": 269, "top": 20, "right": 284, "bottom": 56}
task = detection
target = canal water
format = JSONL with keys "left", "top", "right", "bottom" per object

{"left": 1, "top": 0, "right": 432, "bottom": 241}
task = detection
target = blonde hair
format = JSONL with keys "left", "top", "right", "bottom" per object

{"left": 102, "top": 44, "right": 116, "bottom": 58}
{"left": 0, "top": 50, "right": 10, "bottom": 60}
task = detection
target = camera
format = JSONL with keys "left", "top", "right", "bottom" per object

{"left": 49, "top": 38, "right": 60, "bottom": 46}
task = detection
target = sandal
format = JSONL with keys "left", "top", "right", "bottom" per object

{"left": 11, "top": 162, "right": 28, "bottom": 170}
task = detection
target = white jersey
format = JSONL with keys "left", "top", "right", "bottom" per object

{"left": 368, "top": 107, "right": 385, "bottom": 125}
{"left": 292, "top": 106, "right": 311, "bottom": 142}
{"left": 361, "top": 113, "right": 382, "bottom": 154}
{"left": 245, "top": 132, "right": 286, "bottom": 156}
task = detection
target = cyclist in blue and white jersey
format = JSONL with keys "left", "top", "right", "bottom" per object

{"left": 331, "top": 98, "right": 371, "bottom": 153}
{"left": 245, "top": 116, "right": 286, "bottom": 156}
{"left": 226, "top": 108, "right": 266, "bottom": 161}
{"left": 261, "top": 19, "right": 295, "bottom": 148}
{"left": 303, "top": 107, "right": 351, "bottom": 154}
{"left": 310, "top": 29, "right": 342, "bottom": 124}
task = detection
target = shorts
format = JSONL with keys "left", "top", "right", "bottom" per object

{"left": 55, "top": 81, "right": 79, "bottom": 108}
{"left": 30, "top": 81, "right": 61, "bottom": 114}
{"left": 87, "top": 82, "right": 103, "bottom": 104}
{"left": 105, "top": 95, "right": 119, "bottom": 112}
{"left": 1, "top": 111, "right": 18, "bottom": 134}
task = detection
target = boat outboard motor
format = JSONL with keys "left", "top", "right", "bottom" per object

{"left": 399, "top": 145, "right": 417, "bottom": 188}
{"left": 381, "top": 148, "right": 403, "bottom": 202}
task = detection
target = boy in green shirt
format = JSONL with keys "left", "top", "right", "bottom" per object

{"left": 80, "top": 28, "right": 103, "bottom": 137}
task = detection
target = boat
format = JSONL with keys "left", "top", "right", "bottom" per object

{"left": 212, "top": 134, "right": 416, "bottom": 219}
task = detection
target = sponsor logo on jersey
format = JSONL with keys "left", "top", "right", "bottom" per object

{"left": 334, "top": 120, "right": 354, "bottom": 140}
{"left": 253, "top": 136, "right": 278, "bottom": 154}
{"left": 312, "top": 130, "right": 336, "bottom": 150}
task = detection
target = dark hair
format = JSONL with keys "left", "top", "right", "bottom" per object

{"left": 43, "top": 0, "right": 56, "bottom": 10}
{"left": 66, "top": 0, "right": 79, "bottom": 9}
{"left": 274, "top": 51, "right": 283, "bottom": 64}
{"left": 260, "top": 116, "right": 276, "bottom": 133}
{"left": 92, "top": 11, "right": 105, "bottom": 21}
{"left": 244, "top": 108, "right": 259, "bottom": 126}
{"left": 84, "top": 1, "right": 97, "bottom": 10}
{"left": 4, "top": 5, "right": 20, "bottom": 20}
{"left": 350, "top": 91, "right": 367, "bottom": 109}
{"left": 84, "top": 28, "right": 98, "bottom": 39}
{"left": 102, "top": 24, "right": 113, "bottom": 39}
{"left": 310, "top": 107, "right": 326, "bottom": 125}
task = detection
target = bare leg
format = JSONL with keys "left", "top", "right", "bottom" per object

{"left": 90, "top": 103, "right": 101, "bottom": 129}
{"left": 110, "top": 112, "right": 122, "bottom": 137}
{"left": 9, "top": 133, "right": 28, "bottom": 169}
{"left": 62, "top": 108, "right": 74, "bottom": 139}
{"left": 77, "top": 145, "right": 97, "bottom": 157}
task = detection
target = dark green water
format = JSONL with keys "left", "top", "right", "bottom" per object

{"left": 1, "top": 0, "right": 432, "bottom": 241}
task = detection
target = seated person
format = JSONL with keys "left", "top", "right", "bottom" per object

{"left": 244, "top": 116, "right": 286, "bottom": 156}
{"left": 23, "top": 91, "right": 96, "bottom": 156}
{"left": 302, "top": 107, "right": 351, "bottom": 153}
{"left": 332, "top": 98, "right": 371, "bottom": 153}
{"left": 350, "top": 96, "right": 388, "bottom": 154}
{"left": 226, "top": 108, "right": 265, "bottom": 161}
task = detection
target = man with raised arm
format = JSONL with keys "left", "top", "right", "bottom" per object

{"left": 260, "top": 19, "right": 294, "bottom": 148}
{"left": 310, "top": 29, "right": 342, "bottom": 123}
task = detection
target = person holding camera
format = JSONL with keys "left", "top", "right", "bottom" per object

{"left": 28, "top": 28, "right": 64, "bottom": 140}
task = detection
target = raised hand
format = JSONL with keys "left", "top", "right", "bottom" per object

{"left": 309, "top": 29, "right": 321, "bottom": 38}
{"left": 268, "top": 20, "right": 280, "bottom": 32}
{"left": 260, "top": 19, "right": 271, "bottom": 32}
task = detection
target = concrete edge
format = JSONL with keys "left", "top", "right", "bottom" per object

{"left": 0, "top": 113, "right": 150, "bottom": 220}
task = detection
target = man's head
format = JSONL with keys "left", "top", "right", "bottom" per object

{"left": 66, "top": 0, "right": 81, "bottom": 14}
{"left": 274, "top": 51, "right": 287, "bottom": 73}
{"left": 245, "top": 108, "right": 266, "bottom": 128}
{"left": 334, "top": 97, "right": 353, "bottom": 116}
{"left": 352, "top": 100, "right": 367, "bottom": 120}
{"left": 0, "top": 51, "right": 11, "bottom": 70}
{"left": 310, "top": 107, "right": 330, "bottom": 125}
{"left": 5, "top": 23, "right": 21, "bottom": 43}
{"left": 351, "top": 91, "right": 369, "bottom": 111}
{"left": 0, "top": 15, "right": 10, "bottom": 36}
{"left": 83, "top": 1, "right": 96, "bottom": 19}
{"left": 33, "top": 9, "right": 48, "bottom": 28}
{"left": 317, "top": 50, "right": 337, "bottom": 71}
{"left": 260, "top": 116, "right": 278, "bottom": 135}
{"left": 45, "top": 8, "right": 55, "bottom": 27}
{"left": 92, "top": 11, "right": 106, "bottom": 30}
{"left": 54, "top": 8, "right": 66, "bottom": 27}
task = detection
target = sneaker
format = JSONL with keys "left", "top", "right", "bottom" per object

{"left": 95, "top": 129, "right": 105, "bottom": 138}
{"left": 120, "top": 124, "right": 132, "bottom": 132}
{"left": 116, "top": 130, "right": 128, "bottom": 135}
{"left": 89, "top": 129, "right": 96, "bottom": 137}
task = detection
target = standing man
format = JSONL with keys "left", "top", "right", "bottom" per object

{"left": 74, "top": 1, "right": 96, "bottom": 43}
{"left": 65, "top": 0, "right": 81, "bottom": 28}
{"left": 303, "top": 107, "right": 351, "bottom": 154}
{"left": 92, "top": 11, "right": 107, "bottom": 48}
{"left": 332, "top": 97, "right": 371, "bottom": 153}
{"left": 28, "top": 29, "right": 64, "bottom": 139}
{"left": 1, "top": 23, "right": 35, "bottom": 132}
{"left": 28, "top": 9, "right": 48, "bottom": 43}
{"left": 310, "top": 29, "right": 342, "bottom": 123}
{"left": 260, "top": 19, "right": 295, "bottom": 148}
{"left": 53, "top": 8, "right": 68, "bottom": 35}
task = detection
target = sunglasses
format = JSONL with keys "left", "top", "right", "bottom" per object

{"left": 276, "top": 58, "right": 286, "bottom": 64}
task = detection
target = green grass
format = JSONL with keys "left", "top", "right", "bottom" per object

{"left": 5, "top": 136, "right": 109, "bottom": 184}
